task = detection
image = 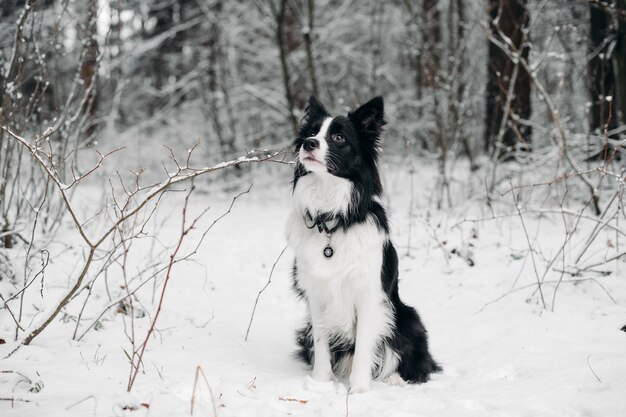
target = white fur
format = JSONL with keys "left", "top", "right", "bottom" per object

{"left": 292, "top": 170, "right": 353, "bottom": 217}
{"left": 287, "top": 170, "right": 396, "bottom": 392}
{"left": 385, "top": 373, "right": 406, "bottom": 387}
{"left": 377, "top": 344, "right": 400, "bottom": 380}
{"left": 299, "top": 117, "right": 333, "bottom": 174}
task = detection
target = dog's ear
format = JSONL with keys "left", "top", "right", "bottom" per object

{"left": 348, "top": 96, "right": 386, "bottom": 136}
{"left": 301, "top": 96, "right": 328, "bottom": 127}
{"left": 307, "top": 96, "right": 327, "bottom": 116}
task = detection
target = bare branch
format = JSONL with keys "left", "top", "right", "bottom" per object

{"left": 245, "top": 244, "right": 288, "bottom": 341}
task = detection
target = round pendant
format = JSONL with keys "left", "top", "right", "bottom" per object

{"left": 323, "top": 246, "right": 334, "bottom": 258}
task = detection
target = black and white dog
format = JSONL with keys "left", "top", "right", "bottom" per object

{"left": 286, "top": 96, "right": 440, "bottom": 392}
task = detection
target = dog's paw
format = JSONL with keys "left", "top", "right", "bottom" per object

{"left": 349, "top": 382, "right": 370, "bottom": 394}
{"left": 385, "top": 373, "right": 406, "bottom": 387}
{"left": 311, "top": 368, "right": 333, "bottom": 382}
{"left": 349, "top": 368, "right": 371, "bottom": 393}
{"left": 303, "top": 375, "right": 335, "bottom": 393}
{"left": 349, "top": 374, "right": 370, "bottom": 393}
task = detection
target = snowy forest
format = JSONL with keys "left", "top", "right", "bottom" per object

{"left": 1, "top": 0, "right": 625, "bottom": 416}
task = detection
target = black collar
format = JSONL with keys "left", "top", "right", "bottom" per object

{"left": 304, "top": 211, "right": 341, "bottom": 234}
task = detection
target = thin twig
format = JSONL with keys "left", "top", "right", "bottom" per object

{"left": 415, "top": 217, "right": 451, "bottom": 269}
{"left": 511, "top": 188, "right": 546, "bottom": 309}
{"left": 191, "top": 366, "right": 218, "bottom": 416}
{"left": 3, "top": 250, "right": 50, "bottom": 306}
{"left": 586, "top": 354, "right": 602, "bottom": 383}
{"left": 245, "top": 245, "right": 288, "bottom": 341}
{"left": 65, "top": 395, "right": 97, "bottom": 415}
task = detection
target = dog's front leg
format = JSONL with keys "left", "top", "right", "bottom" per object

{"left": 350, "top": 294, "right": 384, "bottom": 393}
{"left": 309, "top": 302, "right": 333, "bottom": 381}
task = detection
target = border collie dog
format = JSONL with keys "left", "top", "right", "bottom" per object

{"left": 286, "top": 96, "right": 440, "bottom": 392}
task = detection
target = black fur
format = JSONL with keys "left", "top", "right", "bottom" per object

{"left": 292, "top": 96, "right": 440, "bottom": 383}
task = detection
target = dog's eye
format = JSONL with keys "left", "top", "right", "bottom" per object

{"left": 332, "top": 133, "right": 345, "bottom": 143}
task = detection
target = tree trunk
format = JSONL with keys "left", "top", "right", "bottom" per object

{"left": 485, "top": 0, "right": 532, "bottom": 156}
{"left": 588, "top": 1, "right": 619, "bottom": 140}
{"left": 422, "top": 0, "right": 441, "bottom": 90}
{"left": 303, "top": 0, "right": 319, "bottom": 98}
{"left": 147, "top": 1, "right": 175, "bottom": 92}
{"left": 202, "top": 0, "right": 237, "bottom": 159}
{"left": 370, "top": 1, "right": 384, "bottom": 95}
{"left": 399, "top": 1, "right": 424, "bottom": 125}
{"left": 275, "top": 0, "right": 298, "bottom": 136}
{"left": 615, "top": 0, "right": 626, "bottom": 127}
{"left": 80, "top": 0, "right": 99, "bottom": 144}
{"left": 422, "top": 0, "right": 442, "bottom": 152}
{"left": 453, "top": 0, "right": 476, "bottom": 169}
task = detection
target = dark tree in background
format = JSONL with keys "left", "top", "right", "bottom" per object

{"left": 422, "top": 0, "right": 442, "bottom": 145}
{"left": 614, "top": 0, "right": 626, "bottom": 129}
{"left": 273, "top": 0, "right": 299, "bottom": 136}
{"left": 422, "top": 0, "right": 441, "bottom": 92}
{"left": 0, "top": 1, "right": 21, "bottom": 125}
{"left": 447, "top": 0, "right": 473, "bottom": 168}
{"left": 79, "top": 0, "right": 100, "bottom": 144}
{"left": 303, "top": 0, "right": 320, "bottom": 98}
{"left": 143, "top": 0, "right": 197, "bottom": 110}
{"left": 146, "top": 1, "right": 175, "bottom": 92}
{"left": 485, "top": 0, "right": 532, "bottom": 157}
{"left": 588, "top": 1, "right": 619, "bottom": 140}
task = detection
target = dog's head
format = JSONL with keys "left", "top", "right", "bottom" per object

{"left": 293, "top": 96, "right": 386, "bottom": 192}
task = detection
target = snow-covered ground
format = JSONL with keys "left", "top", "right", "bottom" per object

{"left": 2, "top": 161, "right": 625, "bottom": 417}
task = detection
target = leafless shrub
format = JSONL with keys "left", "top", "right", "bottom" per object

{"left": 0, "top": 120, "right": 288, "bottom": 353}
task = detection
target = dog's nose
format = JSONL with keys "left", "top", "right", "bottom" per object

{"left": 303, "top": 138, "right": 319, "bottom": 152}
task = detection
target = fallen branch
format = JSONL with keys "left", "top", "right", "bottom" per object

{"left": 278, "top": 397, "right": 309, "bottom": 404}
{"left": 65, "top": 395, "right": 98, "bottom": 415}
{"left": 0, "top": 397, "right": 33, "bottom": 404}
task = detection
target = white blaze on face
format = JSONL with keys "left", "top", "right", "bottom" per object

{"left": 299, "top": 117, "right": 333, "bottom": 173}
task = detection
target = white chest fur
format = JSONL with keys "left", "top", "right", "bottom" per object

{"left": 286, "top": 211, "right": 386, "bottom": 283}
{"left": 286, "top": 172, "right": 390, "bottom": 337}
{"left": 287, "top": 172, "right": 386, "bottom": 283}
{"left": 287, "top": 209, "right": 389, "bottom": 337}
{"left": 292, "top": 172, "right": 353, "bottom": 217}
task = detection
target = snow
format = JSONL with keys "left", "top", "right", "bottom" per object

{"left": 1, "top": 162, "right": 626, "bottom": 417}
